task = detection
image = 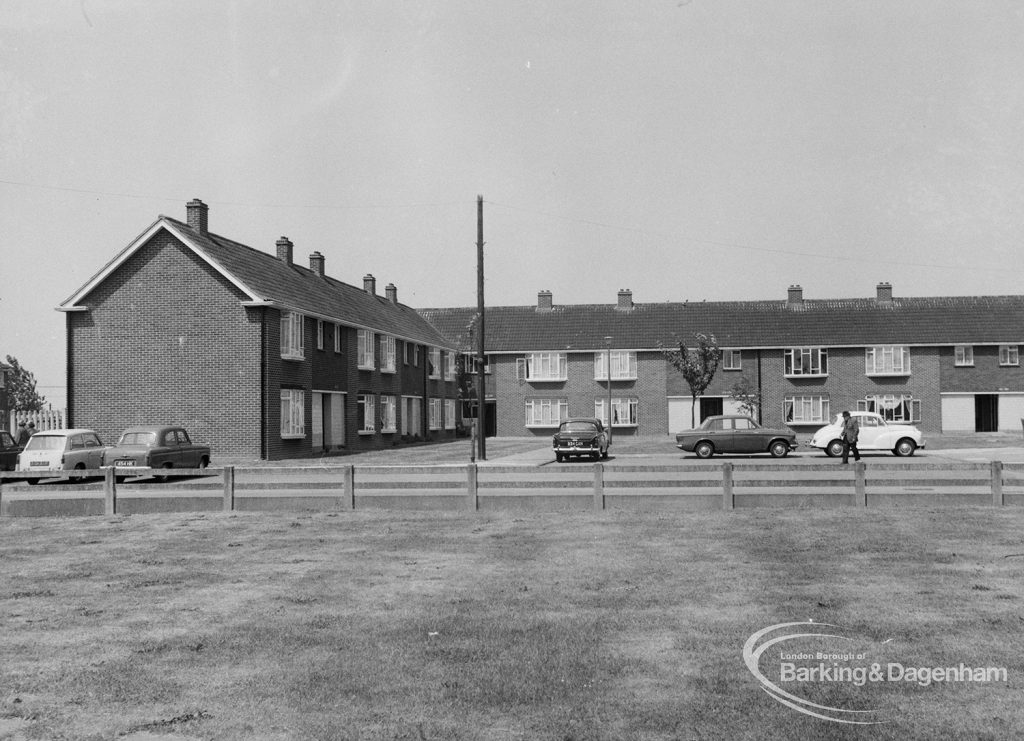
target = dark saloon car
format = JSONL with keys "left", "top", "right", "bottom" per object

{"left": 552, "top": 417, "right": 610, "bottom": 462}
{"left": 675, "top": 415, "right": 797, "bottom": 458}
{"left": 102, "top": 426, "right": 211, "bottom": 477}
{"left": 0, "top": 430, "right": 22, "bottom": 471}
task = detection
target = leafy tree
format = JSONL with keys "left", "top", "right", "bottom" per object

{"left": 660, "top": 333, "right": 720, "bottom": 428}
{"left": 4, "top": 355, "right": 46, "bottom": 411}
{"left": 729, "top": 375, "right": 762, "bottom": 422}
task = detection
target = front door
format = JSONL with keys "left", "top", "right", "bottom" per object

{"left": 700, "top": 397, "right": 723, "bottom": 423}
{"left": 975, "top": 394, "right": 998, "bottom": 432}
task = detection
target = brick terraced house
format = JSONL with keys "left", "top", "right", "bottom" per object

{"left": 60, "top": 199, "right": 461, "bottom": 460}
{"left": 421, "top": 284, "right": 1024, "bottom": 438}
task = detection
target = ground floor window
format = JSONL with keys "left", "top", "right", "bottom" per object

{"left": 783, "top": 395, "right": 830, "bottom": 424}
{"left": 357, "top": 394, "right": 376, "bottom": 434}
{"left": 380, "top": 395, "right": 397, "bottom": 433}
{"left": 280, "top": 389, "right": 305, "bottom": 438}
{"left": 429, "top": 397, "right": 443, "bottom": 430}
{"left": 402, "top": 396, "right": 422, "bottom": 435}
{"left": 525, "top": 398, "right": 568, "bottom": 427}
{"left": 858, "top": 395, "right": 921, "bottom": 423}
{"left": 594, "top": 397, "right": 639, "bottom": 426}
{"left": 445, "top": 399, "right": 456, "bottom": 429}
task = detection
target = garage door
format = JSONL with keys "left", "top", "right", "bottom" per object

{"left": 941, "top": 395, "right": 975, "bottom": 432}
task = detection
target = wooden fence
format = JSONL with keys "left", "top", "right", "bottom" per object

{"left": 9, "top": 409, "right": 67, "bottom": 435}
{"left": 2, "top": 461, "right": 1023, "bottom": 517}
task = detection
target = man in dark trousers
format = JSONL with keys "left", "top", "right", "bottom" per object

{"left": 841, "top": 410, "right": 861, "bottom": 464}
{"left": 16, "top": 422, "right": 29, "bottom": 446}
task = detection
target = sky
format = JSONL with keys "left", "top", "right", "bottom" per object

{"left": 2, "top": 1, "right": 1024, "bottom": 411}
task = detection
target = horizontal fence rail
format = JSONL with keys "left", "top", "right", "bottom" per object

{"left": 1, "top": 461, "right": 1023, "bottom": 517}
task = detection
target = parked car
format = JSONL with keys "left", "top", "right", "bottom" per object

{"left": 552, "top": 418, "right": 610, "bottom": 462}
{"left": 102, "top": 426, "right": 211, "bottom": 477}
{"left": 0, "top": 430, "right": 22, "bottom": 471}
{"left": 808, "top": 411, "right": 924, "bottom": 457}
{"left": 15, "top": 428, "right": 107, "bottom": 483}
{"left": 676, "top": 415, "right": 798, "bottom": 458}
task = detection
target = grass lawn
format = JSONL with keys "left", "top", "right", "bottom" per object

{"left": 1, "top": 508, "right": 1023, "bottom": 740}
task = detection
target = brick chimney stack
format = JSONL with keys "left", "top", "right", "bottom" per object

{"left": 186, "top": 199, "right": 208, "bottom": 235}
{"left": 616, "top": 289, "right": 633, "bottom": 311}
{"left": 787, "top": 285, "right": 804, "bottom": 308}
{"left": 309, "top": 251, "right": 325, "bottom": 277}
{"left": 876, "top": 282, "right": 894, "bottom": 304}
{"left": 385, "top": 283, "right": 397, "bottom": 303}
{"left": 537, "top": 290, "right": 553, "bottom": 311}
{"left": 363, "top": 274, "right": 376, "bottom": 295}
{"left": 276, "top": 237, "right": 293, "bottom": 266}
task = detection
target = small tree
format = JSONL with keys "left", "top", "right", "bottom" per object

{"left": 729, "top": 375, "right": 762, "bottom": 422}
{"left": 5, "top": 355, "right": 46, "bottom": 411}
{"left": 660, "top": 333, "right": 720, "bottom": 428}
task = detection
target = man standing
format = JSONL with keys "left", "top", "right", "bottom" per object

{"left": 16, "top": 421, "right": 29, "bottom": 446}
{"left": 841, "top": 411, "right": 860, "bottom": 464}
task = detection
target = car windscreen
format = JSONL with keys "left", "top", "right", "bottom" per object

{"left": 561, "top": 422, "right": 598, "bottom": 433}
{"left": 24, "top": 435, "right": 65, "bottom": 451}
{"left": 118, "top": 432, "right": 157, "bottom": 445}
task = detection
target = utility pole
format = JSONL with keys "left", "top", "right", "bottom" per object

{"left": 476, "top": 195, "right": 487, "bottom": 461}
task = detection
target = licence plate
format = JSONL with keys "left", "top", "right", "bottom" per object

{"left": 115, "top": 460, "right": 137, "bottom": 467}
{"left": 30, "top": 461, "right": 51, "bottom": 467}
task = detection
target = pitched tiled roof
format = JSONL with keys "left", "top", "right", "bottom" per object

{"left": 419, "top": 295, "right": 1024, "bottom": 352}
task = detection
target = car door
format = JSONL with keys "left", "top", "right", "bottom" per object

{"left": 0, "top": 431, "right": 18, "bottom": 470}
{"left": 706, "top": 418, "right": 734, "bottom": 452}
{"left": 731, "top": 418, "right": 762, "bottom": 453}
{"left": 162, "top": 429, "right": 183, "bottom": 467}
{"left": 857, "top": 416, "right": 883, "bottom": 449}
{"left": 175, "top": 429, "right": 199, "bottom": 467}
{"left": 82, "top": 432, "right": 104, "bottom": 469}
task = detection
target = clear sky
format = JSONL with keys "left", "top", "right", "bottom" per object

{"left": 3, "top": 1, "right": 1023, "bottom": 411}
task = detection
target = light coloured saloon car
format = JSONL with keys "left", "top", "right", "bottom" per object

{"left": 15, "top": 428, "right": 107, "bottom": 483}
{"left": 808, "top": 411, "right": 925, "bottom": 457}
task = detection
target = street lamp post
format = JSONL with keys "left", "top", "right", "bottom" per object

{"left": 604, "top": 336, "right": 613, "bottom": 444}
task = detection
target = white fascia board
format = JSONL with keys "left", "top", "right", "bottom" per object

{"left": 58, "top": 219, "right": 262, "bottom": 311}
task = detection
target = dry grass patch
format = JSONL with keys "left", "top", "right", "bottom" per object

{"left": 1, "top": 508, "right": 1023, "bottom": 739}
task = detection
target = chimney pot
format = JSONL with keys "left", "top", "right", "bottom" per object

{"left": 385, "top": 283, "right": 397, "bottom": 303}
{"left": 787, "top": 284, "right": 804, "bottom": 307}
{"left": 186, "top": 198, "right": 208, "bottom": 235}
{"left": 616, "top": 288, "right": 633, "bottom": 311}
{"left": 309, "top": 251, "right": 325, "bottom": 277}
{"left": 876, "top": 282, "right": 893, "bottom": 304}
{"left": 537, "top": 290, "right": 553, "bottom": 311}
{"left": 276, "top": 237, "right": 293, "bottom": 265}
{"left": 363, "top": 274, "right": 376, "bottom": 295}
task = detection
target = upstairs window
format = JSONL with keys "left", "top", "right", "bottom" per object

{"left": 784, "top": 347, "right": 827, "bottom": 376}
{"left": 594, "top": 350, "right": 637, "bottom": 381}
{"left": 444, "top": 351, "right": 457, "bottom": 381}
{"left": 865, "top": 346, "right": 910, "bottom": 376}
{"left": 428, "top": 348, "right": 442, "bottom": 379}
{"left": 1000, "top": 345, "right": 1020, "bottom": 366}
{"left": 380, "top": 335, "right": 397, "bottom": 373}
{"left": 722, "top": 350, "right": 742, "bottom": 371}
{"left": 280, "top": 311, "right": 304, "bottom": 360}
{"left": 954, "top": 345, "right": 974, "bottom": 366}
{"left": 333, "top": 324, "right": 342, "bottom": 354}
{"left": 518, "top": 352, "right": 567, "bottom": 382}
{"left": 316, "top": 320, "right": 324, "bottom": 351}
{"left": 357, "top": 330, "right": 375, "bottom": 370}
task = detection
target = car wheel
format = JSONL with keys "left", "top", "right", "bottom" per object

{"left": 156, "top": 462, "right": 173, "bottom": 482}
{"left": 694, "top": 441, "right": 714, "bottom": 459}
{"left": 555, "top": 452, "right": 563, "bottom": 463}
{"left": 894, "top": 438, "right": 917, "bottom": 457}
{"left": 198, "top": 457, "right": 209, "bottom": 470}
{"left": 70, "top": 463, "right": 87, "bottom": 482}
{"left": 590, "top": 452, "right": 600, "bottom": 461}
{"left": 601, "top": 447, "right": 609, "bottom": 460}
{"left": 26, "top": 478, "right": 39, "bottom": 486}
{"left": 769, "top": 441, "right": 789, "bottom": 458}
{"left": 826, "top": 440, "right": 844, "bottom": 457}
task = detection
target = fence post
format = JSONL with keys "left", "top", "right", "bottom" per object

{"left": 722, "top": 462, "right": 734, "bottom": 510}
{"left": 104, "top": 467, "right": 116, "bottom": 516}
{"left": 222, "top": 466, "right": 235, "bottom": 512}
{"left": 855, "top": 462, "right": 867, "bottom": 507}
{"left": 593, "top": 463, "right": 605, "bottom": 511}
{"left": 467, "top": 463, "right": 478, "bottom": 511}
{"left": 991, "top": 461, "right": 1004, "bottom": 506}
{"left": 344, "top": 465, "right": 355, "bottom": 510}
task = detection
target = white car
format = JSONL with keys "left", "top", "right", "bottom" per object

{"left": 808, "top": 412, "right": 924, "bottom": 457}
{"left": 16, "top": 428, "right": 108, "bottom": 483}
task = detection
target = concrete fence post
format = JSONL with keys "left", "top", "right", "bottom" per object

{"left": 855, "top": 462, "right": 867, "bottom": 507}
{"left": 344, "top": 465, "right": 355, "bottom": 510}
{"left": 991, "top": 461, "right": 1004, "bottom": 506}
{"left": 722, "top": 462, "right": 734, "bottom": 510}
{"left": 104, "top": 467, "right": 116, "bottom": 516}
{"left": 467, "top": 463, "right": 478, "bottom": 511}
{"left": 593, "top": 463, "right": 605, "bottom": 511}
{"left": 222, "top": 466, "right": 235, "bottom": 512}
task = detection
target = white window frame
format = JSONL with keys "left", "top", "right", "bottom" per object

{"left": 444, "top": 398, "right": 456, "bottom": 429}
{"left": 280, "top": 389, "right": 305, "bottom": 438}
{"left": 954, "top": 345, "right": 974, "bottom": 366}
{"left": 594, "top": 350, "right": 637, "bottom": 381}
{"left": 357, "top": 330, "right": 375, "bottom": 370}
{"left": 594, "top": 397, "right": 639, "bottom": 427}
{"left": 357, "top": 394, "right": 376, "bottom": 434}
{"left": 428, "top": 348, "right": 442, "bottom": 379}
{"left": 784, "top": 347, "right": 827, "bottom": 377}
{"left": 428, "top": 397, "right": 443, "bottom": 430}
{"left": 380, "top": 335, "right": 397, "bottom": 373}
{"left": 722, "top": 349, "right": 742, "bottom": 371}
{"left": 280, "top": 311, "right": 304, "bottom": 360}
{"left": 444, "top": 351, "right": 457, "bottom": 381}
{"left": 783, "top": 395, "right": 830, "bottom": 424}
{"left": 518, "top": 352, "right": 568, "bottom": 382}
{"left": 865, "top": 345, "right": 911, "bottom": 376}
{"left": 1000, "top": 345, "right": 1020, "bottom": 366}
{"left": 524, "top": 398, "right": 569, "bottom": 428}
{"left": 858, "top": 395, "right": 921, "bottom": 423}
{"left": 316, "top": 320, "right": 324, "bottom": 351}
{"left": 380, "top": 395, "right": 397, "bottom": 433}
{"left": 333, "top": 324, "right": 341, "bottom": 354}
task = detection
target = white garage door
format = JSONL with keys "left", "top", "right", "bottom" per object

{"left": 668, "top": 397, "right": 744, "bottom": 432}
{"left": 941, "top": 395, "right": 975, "bottom": 432}
{"left": 998, "top": 395, "right": 1024, "bottom": 432}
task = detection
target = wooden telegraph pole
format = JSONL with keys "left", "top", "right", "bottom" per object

{"left": 476, "top": 195, "right": 487, "bottom": 460}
